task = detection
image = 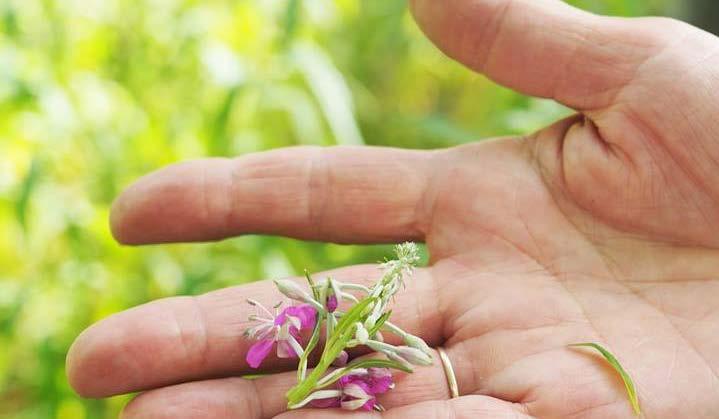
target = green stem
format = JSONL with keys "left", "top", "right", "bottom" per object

{"left": 287, "top": 297, "right": 376, "bottom": 407}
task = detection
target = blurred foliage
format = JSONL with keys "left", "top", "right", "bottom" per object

{"left": 0, "top": 0, "right": 687, "bottom": 418}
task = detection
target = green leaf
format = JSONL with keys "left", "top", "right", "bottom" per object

{"left": 208, "top": 87, "right": 239, "bottom": 156}
{"left": 323, "top": 297, "right": 375, "bottom": 358}
{"left": 314, "top": 358, "right": 413, "bottom": 391}
{"left": 15, "top": 158, "right": 41, "bottom": 233}
{"left": 304, "top": 270, "right": 320, "bottom": 301}
{"left": 281, "top": 0, "right": 301, "bottom": 48}
{"left": 569, "top": 343, "right": 641, "bottom": 416}
{"left": 297, "top": 315, "right": 323, "bottom": 381}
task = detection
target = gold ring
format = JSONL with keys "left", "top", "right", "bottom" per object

{"left": 438, "top": 347, "right": 459, "bottom": 398}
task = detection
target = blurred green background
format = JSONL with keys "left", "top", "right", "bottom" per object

{"left": 0, "top": 0, "right": 708, "bottom": 418}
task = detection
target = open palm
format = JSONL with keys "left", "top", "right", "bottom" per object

{"left": 68, "top": 1, "right": 719, "bottom": 418}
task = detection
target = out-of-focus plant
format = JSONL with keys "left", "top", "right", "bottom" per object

{"left": 0, "top": 0, "right": 680, "bottom": 418}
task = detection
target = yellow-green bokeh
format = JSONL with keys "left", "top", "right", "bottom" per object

{"left": 0, "top": 1, "right": 690, "bottom": 418}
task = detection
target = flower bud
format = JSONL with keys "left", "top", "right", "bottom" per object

{"left": 332, "top": 350, "right": 349, "bottom": 367}
{"left": 355, "top": 322, "right": 369, "bottom": 344}
{"left": 403, "top": 333, "right": 432, "bottom": 356}
{"left": 274, "top": 279, "right": 319, "bottom": 308}
{"left": 387, "top": 352, "right": 414, "bottom": 371}
{"left": 366, "top": 340, "right": 394, "bottom": 356}
{"left": 325, "top": 278, "right": 340, "bottom": 312}
{"left": 326, "top": 294, "right": 338, "bottom": 312}
{"left": 394, "top": 346, "right": 433, "bottom": 366}
{"left": 363, "top": 301, "right": 384, "bottom": 330}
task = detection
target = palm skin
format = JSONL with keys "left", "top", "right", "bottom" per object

{"left": 67, "top": 1, "right": 719, "bottom": 418}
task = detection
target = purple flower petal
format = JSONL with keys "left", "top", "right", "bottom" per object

{"left": 339, "top": 371, "right": 371, "bottom": 387}
{"left": 359, "top": 398, "right": 377, "bottom": 411}
{"left": 326, "top": 294, "right": 338, "bottom": 313}
{"left": 246, "top": 339, "right": 274, "bottom": 369}
{"left": 338, "top": 374, "right": 356, "bottom": 387}
{"left": 310, "top": 397, "right": 341, "bottom": 409}
{"left": 274, "top": 310, "right": 287, "bottom": 326}
{"left": 284, "top": 304, "right": 317, "bottom": 329}
{"left": 367, "top": 368, "right": 393, "bottom": 394}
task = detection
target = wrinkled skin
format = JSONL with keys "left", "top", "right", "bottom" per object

{"left": 67, "top": 1, "right": 719, "bottom": 418}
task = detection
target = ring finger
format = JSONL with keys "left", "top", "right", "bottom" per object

{"left": 120, "top": 348, "right": 464, "bottom": 419}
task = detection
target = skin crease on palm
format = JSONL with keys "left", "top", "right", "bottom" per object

{"left": 63, "top": 0, "right": 719, "bottom": 418}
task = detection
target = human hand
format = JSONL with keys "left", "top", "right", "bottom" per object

{"left": 67, "top": 1, "right": 719, "bottom": 417}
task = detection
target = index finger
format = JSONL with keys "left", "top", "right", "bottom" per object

{"left": 110, "top": 146, "right": 435, "bottom": 245}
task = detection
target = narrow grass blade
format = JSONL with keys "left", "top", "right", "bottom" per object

{"left": 570, "top": 343, "right": 641, "bottom": 416}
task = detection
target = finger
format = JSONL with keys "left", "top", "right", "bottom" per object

{"left": 67, "top": 265, "right": 442, "bottom": 398}
{"left": 410, "top": 0, "right": 680, "bottom": 110}
{"left": 120, "top": 352, "right": 450, "bottom": 419}
{"left": 120, "top": 376, "right": 291, "bottom": 419}
{"left": 273, "top": 395, "right": 533, "bottom": 419}
{"left": 110, "top": 146, "right": 435, "bottom": 245}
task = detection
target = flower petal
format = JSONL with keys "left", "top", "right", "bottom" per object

{"left": 310, "top": 397, "right": 341, "bottom": 409}
{"left": 274, "top": 310, "right": 287, "bottom": 326}
{"left": 277, "top": 339, "right": 299, "bottom": 359}
{"left": 342, "top": 382, "right": 373, "bottom": 399}
{"left": 246, "top": 339, "right": 274, "bottom": 369}
{"left": 367, "top": 368, "right": 393, "bottom": 394}
{"left": 340, "top": 383, "right": 375, "bottom": 411}
{"left": 341, "top": 397, "right": 374, "bottom": 411}
{"left": 359, "top": 398, "right": 377, "bottom": 411}
{"left": 284, "top": 304, "right": 317, "bottom": 330}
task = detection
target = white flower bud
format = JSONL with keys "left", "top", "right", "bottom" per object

{"left": 364, "top": 300, "right": 385, "bottom": 330}
{"left": 366, "top": 340, "right": 394, "bottom": 356}
{"left": 355, "top": 322, "right": 369, "bottom": 344}
{"left": 387, "top": 352, "right": 414, "bottom": 371}
{"left": 394, "top": 346, "right": 433, "bottom": 366}
{"left": 274, "top": 279, "right": 311, "bottom": 301}
{"left": 273, "top": 279, "right": 323, "bottom": 310}
{"left": 403, "top": 333, "right": 432, "bottom": 356}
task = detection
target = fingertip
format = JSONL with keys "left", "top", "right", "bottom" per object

{"left": 66, "top": 325, "right": 105, "bottom": 398}
{"left": 114, "top": 158, "right": 242, "bottom": 245}
{"left": 109, "top": 169, "right": 164, "bottom": 246}
{"left": 108, "top": 160, "right": 214, "bottom": 245}
{"left": 109, "top": 190, "right": 136, "bottom": 245}
{"left": 66, "top": 312, "right": 149, "bottom": 398}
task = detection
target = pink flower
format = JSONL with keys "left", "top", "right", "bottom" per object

{"left": 244, "top": 302, "right": 317, "bottom": 369}
{"left": 311, "top": 368, "right": 394, "bottom": 411}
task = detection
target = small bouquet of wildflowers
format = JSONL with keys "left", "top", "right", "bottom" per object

{"left": 243, "top": 242, "right": 432, "bottom": 411}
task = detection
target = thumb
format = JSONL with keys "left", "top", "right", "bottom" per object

{"left": 411, "top": 0, "right": 719, "bottom": 248}
{"left": 410, "top": 0, "right": 677, "bottom": 110}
